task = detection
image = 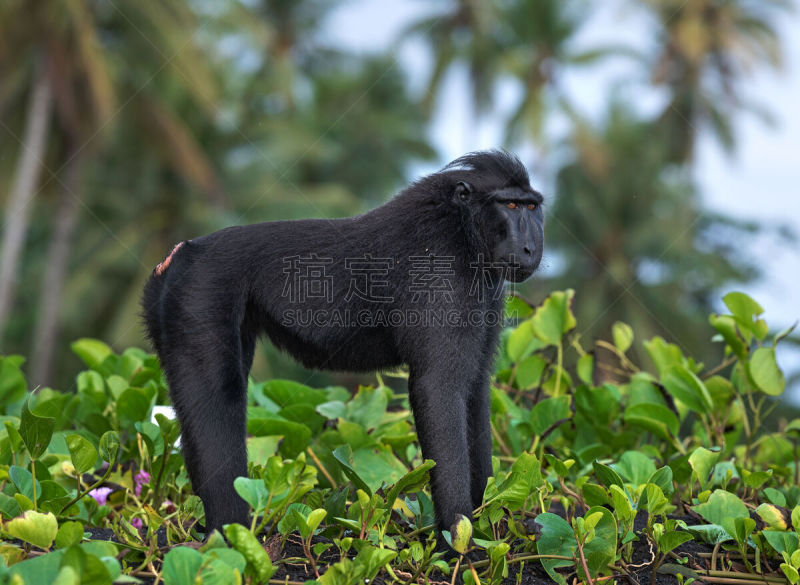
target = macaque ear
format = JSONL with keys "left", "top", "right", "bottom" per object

{"left": 454, "top": 181, "right": 472, "bottom": 201}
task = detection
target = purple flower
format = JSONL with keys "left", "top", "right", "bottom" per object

{"left": 89, "top": 487, "right": 113, "bottom": 506}
{"left": 130, "top": 517, "right": 143, "bottom": 529}
{"left": 134, "top": 470, "right": 151, "bottom": 496}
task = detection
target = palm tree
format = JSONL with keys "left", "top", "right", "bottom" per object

{"left": 541, "top": 102, "right": 758, "bottom": 363}
{"left": 640, "top": 0, "right": 790, "bottom": 161}
{"left": 405, "top": 0, "right": 627, "bottom": 142}
{"left": 0, "top": 0, "right": 222, "bottom": 385}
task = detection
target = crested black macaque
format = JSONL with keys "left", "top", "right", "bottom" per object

{"left": 142, "top": 150, "right": 544, "bottom": 538}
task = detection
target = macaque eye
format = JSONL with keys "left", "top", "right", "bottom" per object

{"left": 506, "top": 202, "right": 517, "bottom": 209}
{"left": 527, "top": 203, "right": 537, "bottom": 210}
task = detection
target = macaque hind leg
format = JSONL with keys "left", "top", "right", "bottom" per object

{"left": 161, "top": 327, "right": 250, "bottom": 534}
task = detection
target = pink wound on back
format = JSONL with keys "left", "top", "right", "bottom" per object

{"left": 155, "top": 241, "right": 185, "bottom": 275}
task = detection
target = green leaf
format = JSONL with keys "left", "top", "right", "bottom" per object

{"left": 515, "top": 354, "right": 547, "bottom": 389}
{"left": 613, "top": 451, "right": 657, "bottom": 487}
{"left": 247, "top": 412, "right": 311, "bottom": 457}
{"left": 534, "top": 513, "right": 577, "bottom": 585}
{"left": 609, "top": 485, "right": 634, "bottom": 523}
{"left": 507, "top": 320, "right": 546, "bottom": 362}
{"left": 20, "top": 399, "right": 55, "bottom": 459}
{"left": 116, "top": 388, "right": 153, "bottom": 430}
{"left": 692, "top": 490, "right": 749, "bottom": 540}
{"left": 529, "top": 289, "right": 576, "bottom": 346}
{"left": 162, "top": 546, "right": 203, "bottom": 585}
{"left": 577, "top": 354, "right": 594, "bottom": 385}
{"left": 593, "top": 461, "right": 624, "bottom": 489}
{"left": 624, "top": 403, "right": 679, "bottom": 441}
{"left": 66, "top": 434, "right": 97, "bottom": 475}
{"left": 305, "top": 508, "right": 327, "bottom": 537}
{"left": 581, "top": 506, "right": 617, "bottom": 579}
{"left": 709, "top": 314, "right": 748, "bottom": 359}
{"left": 612, "top": 322, "right": 634, "bottom": 353}
{"left": 224, "top": 523, "right": 275, "bottom": 582}
{"left": 530, "top": 396, "right": 571, "bottom": 435}
{"left": 662, "top": 365, "right": 713, "bottom": 414}
{"left": 688, "top": 447, "right": 720, "bottom": 491}
{"left": 233, "top": 477, "right": 270, "bottom": 513}
{"left": 763, "top": 530, "right": 799, "bottom": 555}
{"left": 643, "top": 337, "right": 684, "bottom": 377}
{"left": 5, "top": 510, "right": 58, "bottom": 549}
{"left": 450, "top": 514, "right": 473, "bottom": 554}
{"left": 647, "top": 467, "right": 675, "bottom": 497}
{"left": 384, "top": 459, "right": 435, "bottom": 508}
{"left": 657, "top": 531, "right": 693, "bottom": 554}
{"left": 723, "top": 292, "right": 767, "bottom": 340}
{"left": 98, "top": 431, "right": 120, "bottom": 464}
{"left": 71, "top": 339, "right": 112, "bottom": 371}
{"left": 55, "top": 521, "right": 84, "bottom": 549}
{"left": 332, "top": 445, "right": 371, "bottom": 495}
{"left": 748, "top": 347, "right": 786, "bottom": 396}
{"left": 732, "top": 517, "right": 756, "bottom": 546}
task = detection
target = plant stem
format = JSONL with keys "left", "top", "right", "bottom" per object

{"left": 31, "top": 458, "right": 37, "bottom": 510}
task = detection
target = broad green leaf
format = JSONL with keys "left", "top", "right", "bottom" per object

{"left": 581, "top": 506, "right": 617, "bottom": 579}
{"left": 530, "top": 289, "right": 576, "bottom": 346}
{"left": 233, "top": 477, "right": 270, "bottom": 512}
{"left": 647, "top": 466, "right": 675, "bottom": 496}
{"left": 624, "top": 403, "right": 679, "bottom": 440}
{"left": 530, "top": 396, "right": 571, "bottom": 436}
{"left": 162, "top": 546, "right": 203, "bottom": 585}
{"left": 9, "top": 465, "right": 40, "bottom": 500}
{"left": 688, "top": 447, "right": 720, "bottom": 491}
{"left": 723, "top": 292, "right": 767, "bottom": 340}
{"left": 507, "top": 320, "right": 546, "bottom": 362}
{"left": 98, "top": 431, "right": 120, "bottom": 464}
{"left": 657, "top": 531, "right": 693, "bottom": 554}
{"left": 515, "top": 354, "right": 547, "bottom": 389}
{"left": 349, "top": 445, "right": 407, "bottom": 493}
{"left": 20, "top": 399, "right": 55, "bottom": 459}
{"left": 748, "top": 347, "right": 785, "bottom": 396}
{"left": 534, "top": 513, "right": 576, "bottom": 585}
{"left": 643, "top": 337, "right": 684, "bottom": 377}
{"left": 662, "top": 365, "right": 713, "bottom": 414}
{"left": 593, "top": 461, "right": 624, "bottom": 489}
{"left": 609, "top": 485, "right": 634, "bottom": 523}
{"left": 692, "top": 490, "right": 749, "bottom": 540}
{"left": 384, "top": 459, "right": 435, "bottom": 508}
{"left": 709, "top": 314, "right": 747, "bottom": 359}
{"left": 66, "top": 434, "right": 97, "bottom": 475}
{"left": 763, "top": 530, "right": 799, "bottom": 555}
{"left": 247, "top": 413, "right": 311, "bottom": 457}
{"left": 332, "top": 445, "right": 371, "bottom": 495}
{"left": 55, "top": 521, "right": 84, "bottom": 549}
{"left": 71, "top": 339, "right": 112, "bottom": 371}
{"left": 224, "top": 523, "right": 275, "bottom": 582}
{"left": 5, "top": 510, "right": 58, "bottom": 549}
{"left": 613, "top": 451, "right": 657, "bottom": 487}
{"left": 116, "top": 388, "right": 153, "bottom": 430}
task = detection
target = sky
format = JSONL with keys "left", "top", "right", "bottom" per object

{"left": 323, "top": 0, "right": 800, "bottom": 401}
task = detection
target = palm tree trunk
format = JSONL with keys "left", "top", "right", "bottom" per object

{"left": 0, "top": 70, "right": 53, "bottom": 342}
{"left": 29, "top": 150, "right": 82, "bottom": 386}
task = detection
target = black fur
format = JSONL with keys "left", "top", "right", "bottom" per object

{"left": 142, "top": 150, "right": 544, "bottom": 535}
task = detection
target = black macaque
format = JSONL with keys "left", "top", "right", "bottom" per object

{"left": 142, "top": 150, "right": 544, "bottom": 539}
